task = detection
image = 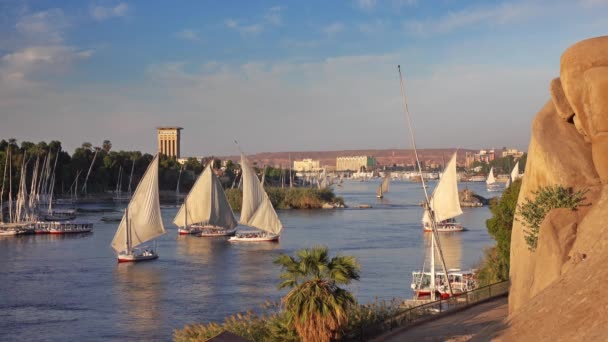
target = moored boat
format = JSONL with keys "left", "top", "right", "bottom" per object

{"left": 412, "top": 269, "right": 477, "bottom": 299}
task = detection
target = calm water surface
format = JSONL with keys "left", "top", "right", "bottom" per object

{"left": 0, "top": 180, "right": 499, "bottom": 341}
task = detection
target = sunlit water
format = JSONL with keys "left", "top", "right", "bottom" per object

{"left": 0, "top": 180, "right": 500, "bottom": 341}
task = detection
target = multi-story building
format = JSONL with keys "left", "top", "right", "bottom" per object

{"left": 465, "top": 149, "right": 496, "bottom": 167}
{"left": 157, "top": 126, "right": 183, "bottom": 158}
{"left": 293, "top": 159, "right": 320, "bottom": 172}
{"left": 501, "top": 148, "right": 525, "bottom": 159}
{"left": 336, "top": 156, "right": 377, "bottom": 171}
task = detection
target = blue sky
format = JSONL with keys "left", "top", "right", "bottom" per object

{"left": 1, "top": 0, "right": 607, "bottom": 156}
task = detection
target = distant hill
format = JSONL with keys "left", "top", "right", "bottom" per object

{"left": 219, "top": 148, "right": 476, "bottom": 168}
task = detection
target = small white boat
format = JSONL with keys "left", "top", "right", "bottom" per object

{"left": 38, "top": 221, "right": 93, "bottom": 234}
{"left": 111, "top": 154, "right": 166, "bottom": 263}
{"left": 376, "top": 175, "right": 390, "bottom": 198}
{"left": 422, "top": 153, "right": 464, "bottom": 233}
{"left": 486, "top": 168, "right": 502, "bottom": 192}
{"left": 43, "top": 209, "right": 77, "bottom": 221}
{"left": 229, "top": 152, "right": 283, "bottom": 243}
{"left": 194, "top": 227, "right": 236, "bottom": 237}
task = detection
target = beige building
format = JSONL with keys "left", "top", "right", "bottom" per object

{"left": 293, "top": 159, "right": 320, "bottom": 172}
{"left": 157, "top": 127, "right": 183, "bottom": 158}
{"left": 336, "top": 156, "right": 377, "bottom": 171}
{"left": 501, "top": 148, "right": 524, "bottom": 159}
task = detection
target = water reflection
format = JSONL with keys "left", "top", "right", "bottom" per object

{"left": 423, "top": 232, "right": 462, "bottom": 270}
{"left": 113, "top": 264, "right": 164, "bottom": 338}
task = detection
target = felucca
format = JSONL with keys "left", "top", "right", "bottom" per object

{"left": 486, "top": 167, "right": 502, "bottom": 192}
{"left": 422, "top": 153, "right": 464, "bottom": 232}
{"left": 111, "top": 154, "right": 165, "bottom": 262}
{"left": 376, "top": 175, "right": 390, "bottom": 198}
{"left": 229, "top": 153, "right": 282, "bottom": 242}
{"left": 173, "top": 162, "right": 238, "bottom": 236}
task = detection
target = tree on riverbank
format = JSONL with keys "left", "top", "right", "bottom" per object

{"left": 274, "top": 246, "right": 361, "bottom": 342}
{"left": 477, "top": 179, "right": 522, "bottom": 285}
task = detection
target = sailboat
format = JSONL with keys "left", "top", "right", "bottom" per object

{"left": 422, "top": 153, "right": 464, "bottom": 233}
{"left": 173, "top": 162, "right": 238, "bottom": 236}
{"left": 229, "top": 153, "right": 283, "bottom": 242}
{"left": 397, "top": 66, "right": 478, "bottom": 300}
{"left": 111, "top": 154, "right": 166, "bottom": 262}
{"left": 113, "top": 160, "right": 134, "bottom": 202}
{"left": 376, "top": 175, "right": 390, "bottom": 198}
{"left": 486, "top": 167, "right": 502, "bottom": 192}
{"left": 505, "top": 161, "right": 520, "bottom": 188}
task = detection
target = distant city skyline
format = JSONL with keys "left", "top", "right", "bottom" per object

{"left": 1, "top": 1, "right": 607, "bottom": 156}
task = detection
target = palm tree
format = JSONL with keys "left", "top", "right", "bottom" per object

{"left": 274, "top": 246, "right": 361, "bottom": 342}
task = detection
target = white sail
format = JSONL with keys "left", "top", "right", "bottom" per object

{"left": 429, "top": 153, "right": 462, "bottom": 222}
{"left": 381, "top": 176, "right": 390, "bottom": 193}
{"left": 239, "top": 153, "right": 282, "bottom": 235}
{"left": 422, "top": 208, "right": 432, "bottom": 226}
{"left": 111, "top": 154, "right": 165, "bottom": 253}
{"left": 173, "top": 164, "right": 237, "bottom": 230}
{"left": 510, "top": 161, "right": 519, "bottom": 182}
{"left": 486, "top": 167, "right": 496, "bottom": 185}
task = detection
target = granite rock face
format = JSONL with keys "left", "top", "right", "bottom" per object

{"left": 503, "top": 36, "right": 608, "bottom": 340}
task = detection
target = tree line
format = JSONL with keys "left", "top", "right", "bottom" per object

{"left": 0, "top": 139, "right": 296, "bottom": 200}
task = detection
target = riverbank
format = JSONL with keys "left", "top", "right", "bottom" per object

{"left": 225, "top": 187, "right": 344, "bottom": 210}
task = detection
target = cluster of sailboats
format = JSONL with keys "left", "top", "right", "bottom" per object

{"left": 0, "top": 147, "right": 93, "bottom": 236}
{"left": 110, "top": 152, "right": 284, "bottom": 262}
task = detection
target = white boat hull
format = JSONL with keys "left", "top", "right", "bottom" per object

{"left": 196, "top": 229, "right": 236, "bottom": 237}
{"left": 229, "top": 233, "right": 280, "bottom": 242}
{"left": 118, "top": 252, "right": 159, "bottom": 263}
{"left": 424, "top": 223, "right": 464, "bottom": 232}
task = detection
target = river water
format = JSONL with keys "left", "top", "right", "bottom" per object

{"left": 0, "top": 180, "right": 499, "bottom": 341}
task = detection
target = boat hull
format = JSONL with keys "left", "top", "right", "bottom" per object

{"left": 229, "top": 234, "right": 280, "bottom": 242}
{"left": 48, "top": 228, "right": 92, "bottom": 234}
{"left": 117, "top": 253, "right": 159, "bottom": 263}
{"left": 178, "top": 228, "right": 193, "bottom": 235}
{"left": 424, "top": 224, "right": 464, "bottom": 232}
{"left": 196, "top": 229, "right": 236, "bottom": 237}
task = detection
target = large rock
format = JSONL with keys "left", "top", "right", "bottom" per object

{"left": 508, "top": 99, "right": 598, "bottom": 314}
{"left": 503, "top": 35, "right": 608, "bottom": 340}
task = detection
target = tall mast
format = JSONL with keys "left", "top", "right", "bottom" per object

{"left": 128, "top": 159, "right": 135, "bottom": 195}
{"left": 398, "top": 65, "right": 453, "bottom": 297}
{"left": 289, "top": 153, "right": 293, "bottom": 188}
{"left": 125, "top": 207, "right": 131, "bottom": 252}
{"left": 48, "top": 149, "right": 59, "bottom": 214}
{"left": 1, "top": 146, "right": 7, "bottom": 223}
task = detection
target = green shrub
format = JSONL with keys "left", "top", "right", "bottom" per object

{"left": 477, "top": 179, "right": 522, "bottom": 285}
{"left": 517, "top": 185, "right": 587, "bottom": 251}
{"left": 173, "top": 302, "right": 299, "bottom": 342}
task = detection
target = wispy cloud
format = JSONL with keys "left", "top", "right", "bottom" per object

{"left": 175, "top": 29, "right": 200, "bottom": 41}
{"left": 578, "top": 0, "right": 608, "bottom": 7}
{"left": 359, "top": 19, "right": 389, "bottom": 34}
{"left": 265, "top": 6, "right": 284, "bottom": 26}
{"left": 323, "top": 22, "right": 345, "bottom": 37}
{"left": 16, "top": 9, "right": 69, "bottom": 43}
{"left": 404, "top": 2, "right": 541, "bottom": 35}
{"left": 225, "top": 19, "right": 263, "bottom": 35}
{"left": 1, "top": 9, "right": 93, "bottom": 89}
{"left": 356, "top": 0, "right": 416, "bottom": 10}
{"left": 225, "top": 6, "right": 285, "bottom": 35}
{"left": 356, "top": 0, "right": 377, "bottom": 10}
{"left": 90, "top": 3, "right": 129, "bottom": 21}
